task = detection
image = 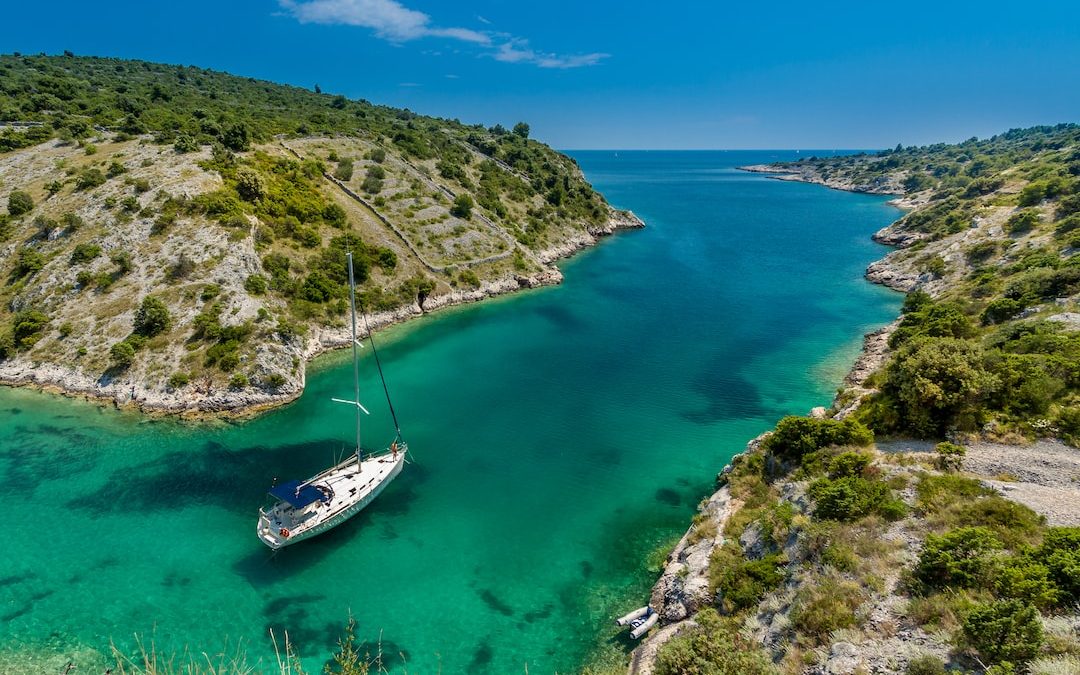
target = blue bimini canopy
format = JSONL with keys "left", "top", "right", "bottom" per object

{"left": 269, "top": 480, "right": 327, "bottom": 508}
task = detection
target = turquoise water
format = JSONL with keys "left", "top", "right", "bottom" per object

{"left": 0, "top": 151, "right": 901, "bottom": 673}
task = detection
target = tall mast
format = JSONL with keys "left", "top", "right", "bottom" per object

{"left": 347, "top": 253, "right": 362, "bottom": 464}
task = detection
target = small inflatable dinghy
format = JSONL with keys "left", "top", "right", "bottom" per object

{"left": 615, "top": 606, "right": 658, "bottom": 639}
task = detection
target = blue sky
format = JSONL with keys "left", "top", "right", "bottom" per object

{"left": 4, "top": 0, "right": 1079, "bottom": 149}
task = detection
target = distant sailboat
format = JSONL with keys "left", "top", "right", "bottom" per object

{"left": 257, "top": 252, "right": 407, "bottom": 549}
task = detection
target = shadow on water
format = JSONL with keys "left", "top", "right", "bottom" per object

{"left": 477, "top": 589, "right": 515, "bottom": 617}
{"left": 260, "top": 592, "right": 341, "bottom": 657}
{"left": 3, "top": 424, "right": 100, "bottom": 493}
{"left": 259, "top": 592, "right": 412, "bottom": 663}
{"left": 654, "top": 487, "right": 681, "bottom": 506}
{"left": 531, "top": 303, "right": 585, "bottom": 331}
{"left": 65, "top": 439, "right": 378, "bottom": 515}
{"left": 468, "top": 638, "right": 493, "bottom": 674}
{"left": 0, "top": 572, "right": 36, "bottom": 588}
{"left": 681, "top": 370, "right": 767, "bottom": 424}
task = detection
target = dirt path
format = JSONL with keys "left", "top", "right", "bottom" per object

{"left": 965, "top": 440, "right": 1080, "bottom": 526}
{"left": 878, "top": 439, "right": 1080, "bottom": 526}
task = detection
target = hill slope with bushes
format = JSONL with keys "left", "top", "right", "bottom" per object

{"left": 619, "top": 124, "right": 1080, "bottom": 675}
{"left": 0, "top": 54, "right": 641, "bottom": 414}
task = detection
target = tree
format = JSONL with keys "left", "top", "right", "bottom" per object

{"left": 110, "top": 340, "right": 135, "bottom": 368}
{"left": 12, "top": 309, "right": 49, "bottom": 350}
{"left": 450, "top": 194, "right": 473, "bottom": 219}
{"left": 133, "top": 296, "right": 172, "bottom": 337}
{"left": 75, "top": 168, "right": 106, "bottom": 190}
{"left": 513, "top": 122, "right": 530, "bottom": 139}
{"left": 222, "top": 122, "right": 251, "bottom": 151}
{"left": 173, "top": 134, "right": 199, "bottom": 153}
{"left": 882, "top": 337, "right": 999, "bottom": 435}
{"left": 7, "top": 190, "right": 33, "bottom": 216}
{"left": 11, "top": 248, "right": 45, "bottom": 280}
{"left": 236, "top": 166, "right": 266, "bottom": 201}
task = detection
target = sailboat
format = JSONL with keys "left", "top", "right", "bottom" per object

{"left": 257, "top": 252, "right": 407, "bottom": 550}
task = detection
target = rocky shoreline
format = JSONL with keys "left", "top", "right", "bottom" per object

{"left": 738, "top": 163, "right": 905, "bottom": 196}
{"left": 0, "top": 209, "right": 644, "bottom": 419}
{"left": 627, "top": 169, "right": 912, "bottom": 673}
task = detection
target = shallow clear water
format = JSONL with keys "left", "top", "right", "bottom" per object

{"left": 0, "top": 151, "right": 901, "bottom": 673}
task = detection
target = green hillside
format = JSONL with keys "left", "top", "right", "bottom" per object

{"left": 0, "top": 54, "right": 639, "bottom": 412}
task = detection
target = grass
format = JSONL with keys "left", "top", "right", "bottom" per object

{"left": 790, "top": 573, "right": 865, "bottom": 644}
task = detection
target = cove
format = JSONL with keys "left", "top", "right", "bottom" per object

{"left": 0, "top": 150, "right": 901, "bottom": 673}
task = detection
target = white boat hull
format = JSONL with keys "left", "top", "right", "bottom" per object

{"left": 257, "top": 449, "right": 405, "bottom": 550}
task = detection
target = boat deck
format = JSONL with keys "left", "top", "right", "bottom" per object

{"left": 257, "top": 451, "right": 404, "bottom": 548}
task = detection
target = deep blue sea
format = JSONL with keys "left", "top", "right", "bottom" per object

{"left": 0, "top": 151, "right": 901, "bottom": 673}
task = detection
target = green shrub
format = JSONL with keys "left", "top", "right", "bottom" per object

{"left": 110, "top": 340, "right": 136, "bottom": 368}
{"left": 967, "top": 240, "right": 1000, "bottom": 264}
{"left": 11, "top": 309, "right": 49, "bottom": 350}
{"left": 760, "top": 416, "right": 873, "bottom": 463}
{"left": 995, "top": 559, "right": 1059, "bottom": 609}
{"left": 890, "top": 299, "right": 976, "bottom": 348}
{"left": 949, "top": 497, "right": 1045, "bottom": 550}
{"left": 11, "top": 247, "right": 46, "bottom": 280}
{"left": 913, "top": 527, "right": 1002, "bottom": 591}
{"left": 334, "top": 158, "right": 354, "bottom": 181}
{"left": 1005, "top": 209, "right": 1040, "bottom": 234}
{"left": 450, "top": 193, "right": 474, "bottom": 219}
{"left": 235, "top": 166, "right": 266, "bottom": 201}
{"left": 711, "top": 549, "right": 785, "bottom": 614}
{"left": 7, "top": 190, "right": 33, "bottom": 216}
{"left": 264, "top": 373, "right": 286, "bottom": 389}
{"left": 61, "top": 212, "right": 84, "bottom": 231}
{"left": 827, "top": 451, "right": 872, "bottom": 479}
{"left": 174, "top": 134, "right": 199, "bottom": 153}
{"left": 200, "top": 284, "right": 220, "bottom": 301}
{"left": 809, "top": 475, "right": 906, "bottom": 522}
{"left": 917, "top": 473, "right": 995, "bottom": 513}
{"left": 1058, "top": 407, "right": 1080, "bottom": 447}
{"left": 133, "top": 296, "right": 172, "bottom": 337}
{"left": 244, "top": 274, "right": 268, "bottom": 295}
{"left": 457, "top": 269, "right": 480, "bottom": 287}
{"left": 961, "top": 599, "right": 1043, "bottom": 665}
{"left": 228, "top": 373, "right": 249, "bottom": 390}
{"left": 790, "top": 576, "right": 864, "bottom": 641}
{"left": 75, "top": 167, "right": 106, "bottom": 190}
{"left": 1032, "top": 527, "right": 1080, "bottom": 604}
{"left": 982, "top": 298, "right": 1025, "bottom": 325}
{"left": 654, "top": 608, "right": 777, "bottom": 675}
{"left": 361, "top": 175, "right": 382, "bottom": 193}
{"left": 905, "top": 655, "right": 946, "bottom": 675}
{"left": 934, "top": 441, "right": 966, "bottom": 472}
{"left": 167, "top": 372, "right": 190, "bottom": 389}
{"left": 216, "top": 351, "right": 240, "bottom": 371}
{"left": 69, "top": 243, "right": 102, "bottom": 265}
